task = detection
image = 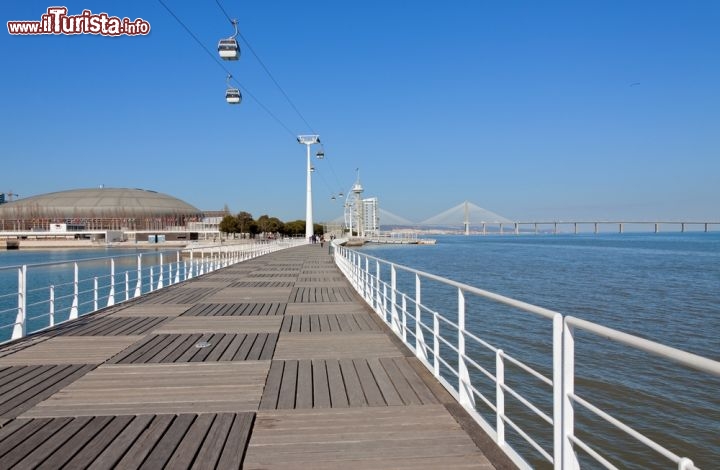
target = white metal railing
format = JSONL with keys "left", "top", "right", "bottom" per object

{"left": 0, "top": 238, "right": 304, "bottom": 344}
{"left": 332, "top": 241, "right": 717, "bottom": 470}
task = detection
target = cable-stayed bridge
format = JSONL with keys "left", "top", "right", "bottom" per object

{"left": 367, "top": 202, "right": 719, "bottom": 234}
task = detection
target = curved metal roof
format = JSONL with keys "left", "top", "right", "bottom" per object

{"left": 0, "top": 188, "right": 201, "bottom": 218}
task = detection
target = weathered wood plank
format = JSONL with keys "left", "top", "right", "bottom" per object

{"left": 0, "top": 337, "right": 144, "bottom": 366}
{"left": 245, "top": 406, "right": 490, "bottom": 469}
{"left": 64, "top": 415, "right": 135, "bottom": 468}
{"left": 296, "top": 359, "right": 313, "bottom": 409}
{"left": 353, "top": 359, "right": 386, "bottom": 406}
{"left": 312, "top": 359, "right": 331, "bottom": 408}
{"left": 326, "top": 360, "right": 348, "bottom": 408}
{"left": 21, "top": 362, "right": 270, "bottom": 417}
{"left": 140, "top": 413, "right": 196, "bottom": 469}
{"left": 277, "top": 360, "right": 297, "bottom": 409}
{"left": 259, "top": 361, "right": 283, "bottom": 410}
{"left": 216, "top": 412, "right": 254, "bottom": 469}
{"left": 35, "top": 415, "right": 111, "bottom": 469}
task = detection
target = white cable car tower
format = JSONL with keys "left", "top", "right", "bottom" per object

{"left": 297, "top": 135, "right": 321, "bottom": 241}
{"left": 344, "top": 169, "right": 364, "bottom": 237}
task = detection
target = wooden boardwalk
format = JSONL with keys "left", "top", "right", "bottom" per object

{"left": 0, "top": 245, "right": 510, "bottom": 469}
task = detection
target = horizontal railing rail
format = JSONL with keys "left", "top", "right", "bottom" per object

{"left": 332, "top": 241, "right": 717, "bottom": 470}
{"left": 0, "top": 239, "right": 304, "bottom": 344}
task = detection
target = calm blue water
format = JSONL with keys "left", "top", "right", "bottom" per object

{"left": 0, "top": 247, "right": 169, "bottom": 340}
{"left": 358, "top": 233, "right": 719, "bottom": 469}
{"left": 0, "top": 236, "right": 717, "bottom": 468}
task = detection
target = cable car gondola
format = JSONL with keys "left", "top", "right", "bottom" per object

{"left": 225, "top": 74, "right": 242, "bottom": 104}
{"left": 218, "top": 19, "right": 240, "bottom": 60}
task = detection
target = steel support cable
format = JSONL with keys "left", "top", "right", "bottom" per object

{"left": 213, "top": 0, "right": 355, "bottom": 198}
{"left": 214, "top": 0, "right": 318, "bottom": 135}
{"left": 157, "top": 0, "right": 297, "bottom": 138}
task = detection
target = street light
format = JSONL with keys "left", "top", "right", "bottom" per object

{"left": 297, "top": 135, "right": 321, "bottom": 241}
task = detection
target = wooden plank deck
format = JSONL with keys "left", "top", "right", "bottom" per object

{"left": 0, "top": 244, "right": 509, "bottom": 469}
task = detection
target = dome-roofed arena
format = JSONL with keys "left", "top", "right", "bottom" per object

{"left": 0, "top": 188, "right": 202, "bottom": 232}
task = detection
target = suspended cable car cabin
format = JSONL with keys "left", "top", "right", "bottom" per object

{"left": 316, "top": 150, "right": 325, "bottom": 159}
{"left": 218, "top": 20, "right": 240, "bottom": 60}
{"left": 225, "top": 74, "right": 241, "bottom": 104}
{"left": 226, "top": 88, "right": 242, "bottom": 104}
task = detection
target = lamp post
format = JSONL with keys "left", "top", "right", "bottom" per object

{"left": 297, "top": 135, "right": 321, "bottom": 241}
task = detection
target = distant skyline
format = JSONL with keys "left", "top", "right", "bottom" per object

{"left": 2, "top": 1, "right": 718, "bottom": 223}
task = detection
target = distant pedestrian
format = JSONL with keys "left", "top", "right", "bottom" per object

{"left": 320, "top": 235, "right": 325, "bottom": 248}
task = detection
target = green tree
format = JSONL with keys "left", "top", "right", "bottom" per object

{"left": 283, "top": 220, "right": 305, "bottom": 236}
{"left": 236, "top": 211, "right": 254, "bottom": 237}
{"left": 219, "top": 214, "right": 238, "bottom": 236}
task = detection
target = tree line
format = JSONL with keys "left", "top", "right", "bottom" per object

{"left": 218, "top": 211, "right": 323, "bottom": 238}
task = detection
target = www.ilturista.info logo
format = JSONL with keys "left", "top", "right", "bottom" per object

{"left": 7, "top": 7, "right": 150, "bottom": 36}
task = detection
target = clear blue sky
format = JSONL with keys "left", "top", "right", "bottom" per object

{"left": 2, "top": 1, "right": 718, "bottom": 223}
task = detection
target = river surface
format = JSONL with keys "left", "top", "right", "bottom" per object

{"left": 357, "top": 233, "right": 719, "bottom": 469}
{"left": 0, "top": 236, "right": 717, "bottom": 468}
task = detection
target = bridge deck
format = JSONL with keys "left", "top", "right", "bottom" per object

{"left": 0, "top": 245, "right": 509, "bottom": 469}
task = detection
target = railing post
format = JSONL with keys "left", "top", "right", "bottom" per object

{"left": 175, "top": 251, "right": 181, "bottom": 284}
{"left": 125, "top": 272, "right": 130, "bottom": 301}
{"left": 135, "top": 254, "right": 142, "bottom": 298}
{"left": 553, "top": 314, "right": 564, "bottom": 470}
{"left": 107, "top": 258, "right": 115, "bottom": 307}
{"left": 149, "top": 266, "right": 154, "bottom": 292}
{"left": 70, "top": 262, "right": 79, "bottom": 320}
{"left": 433, "top": 311, "right": 440, "bottom": 377}
{"left": 415, "top": 274, "right": 428, "bottom": 362}
{"left": 93, "top": 277, "right": 99, "bottom": 311}
{"left": 401, "top": 294, "right": 408, "bottom": 342}
{"left": 562, "top": 320, "right": 579, "bottom": 470}
{"left": 496, "top": 349, "right": 505, "bottom": 447}
{"left": 49, "top": 284, "right": 55, "bottom": 327}
{"left": 12, "top": 266, "right": 27, "bottom": 340}
{"left": 458, "top": 288, "right": 475, "bottom": 407}
{"left": 188, "top": 249, "right": 194, "bottom": 279}
{"left": 157, "top": 253, "right": 164, "bottom": 289}
{"left": 390, "top": 265, "right": 400, "bottom": 334}
{"left": 375, "top": 260, "right": 381, "bottom": 312}
{"left": 364, "top": 257, "right": 370, "bottom": 302}
{"left": 168, "top": 260, "right": 173, "bottom": 286}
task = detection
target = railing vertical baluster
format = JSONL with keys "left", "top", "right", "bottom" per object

{"left": 376, "top": 260, "right": 381, "bottom": 312}
{"left": 135, "top": 254, "right": 142, "bottom": 297}
{"left": 458, "top": 288, "right": 475, "bottom": 407}
{"left": 562, "top": 320, "right": 579, "bottom": 470}
{"left": 149, "top": 266, "right": 154, "bottom": 292}
{"left": 382, "top": 283, "right": 388, "bottom": 323}
{"left": 107, "top": 258, "right": 115, "bottom": 307}
{"left": 125, "top": 272, "right": 130, "bottom": 301}
{"left": 553, "top": 314, "right": 563, "bottom": 470}
{"left": 168, "top": 259, "right": 173, "bottom": 286}
{"left": 433, "top": 311, "right": 440, "bottom": 377}
{"left": 188, "top": 249, "right": 194, "bottom": 279}
{"left": 12, "top": 266, "right": 27, "bottom": 340}
{"left": 157, "top": 253, "right": 164, "bottom": 289}
{"left": 93, "top": 277, "right": 99, "bottom": 311}
{"left": 70, "top": 262, "right": 79, "bottom": 320}
{"left": 49, "top": 284, "right": 55, "bottom": 327}
{"left": 364, "top": 256, "right": 370, "bottom": 302}
{"left": 176, "top": 251, "right": 181, "bottom": 284}
{"left": 496, "top": 349, "right": 505, "bottom": 446}
{"left": 401, "top": 294, "right": 407, "bottom": 342}
{"left": 415, "top": 274, "right": 428, "bottom": 362}
{"left": 391, "top": 265, "right": 400, "bottom": 334}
